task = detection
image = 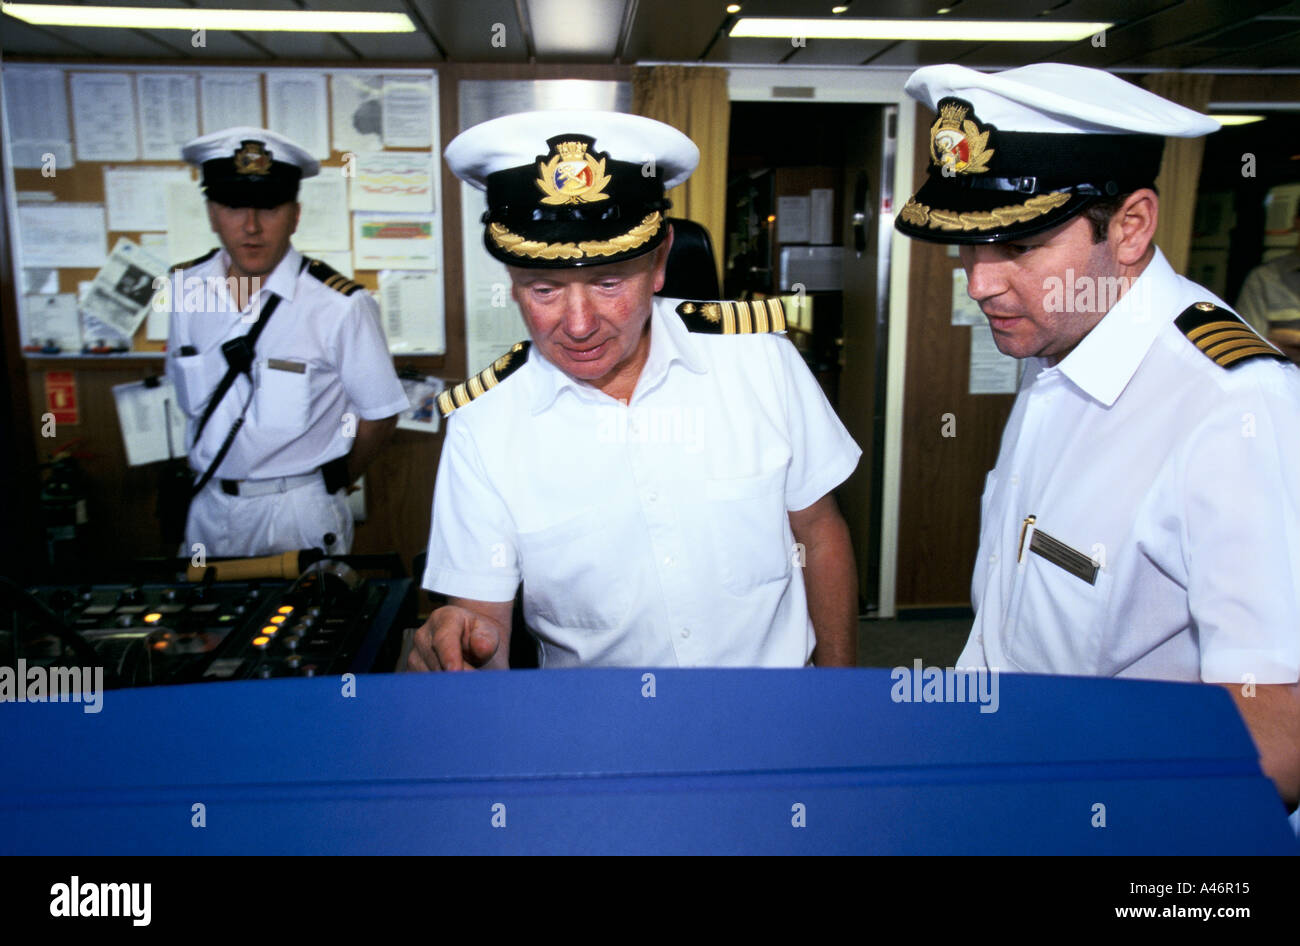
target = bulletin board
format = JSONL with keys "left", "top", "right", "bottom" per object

{"left": 2, "top": 63, "right": 446, "bottom": 358}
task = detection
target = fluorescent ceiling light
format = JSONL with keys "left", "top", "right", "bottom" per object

{"left": 1210, "top": 114, "right": 1265, "bottom": 126}
{"left": 1, "top": 3, "right": 415, "bottom": 32}
{"left": 730, "top": 17, "right": 1112, "bottom": 42}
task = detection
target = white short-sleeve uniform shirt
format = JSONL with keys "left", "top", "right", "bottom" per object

{"left": 962, "top": 247, "right": 1300, "bottom": 685}
{"left": 165, "top": 245, "right": 408, "bottom": 555}
{"left": 423, "top": 297, "right": 861, "bottom": 668}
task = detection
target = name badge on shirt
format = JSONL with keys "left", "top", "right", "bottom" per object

{"left": 1028, "top": 526, "right": 1099, "bottom": 585}
{"left": 267, "top": 358, "right": 306, "bottom": 374}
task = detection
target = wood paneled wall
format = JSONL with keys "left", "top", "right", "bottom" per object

{"left": 895, "top": 104, "right": 1013, "bottom": 609}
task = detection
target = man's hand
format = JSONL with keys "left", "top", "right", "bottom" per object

{"left": 407, "top": 598, "right": 513, "bottom": 671}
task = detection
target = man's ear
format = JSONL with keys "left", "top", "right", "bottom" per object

{"left": 1110, "top": 188, "right": 1158, "bottom": 267}
{"left": 205, "top": 200, "right": 219, "bottom": 233}
{"left": 289, "top": 201, "right": 302, "bottom": 235}
{"left": 651, "top": 223, "right": 675, "bottom": 294}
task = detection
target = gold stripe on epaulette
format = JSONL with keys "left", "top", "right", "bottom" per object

{"left": 1186, "top": 320, "right": 1253, "bottom": 343}
{"left": 1218, "top": 346, "right": 1284, "bottom": 367}
{"left": 1205, "top": 336, "right": 1269, "bottom": 359}
{"left": 436, "top": 390, "right": 455, "bottom": 416}
{"left": 467, "top": 375, "right": 486, "bottom": 399}
{"left": 452, "top": 384, "right": 471, "bottom": 408}
{"left": 764, "top": 298, "right": 786, "bottom": 331}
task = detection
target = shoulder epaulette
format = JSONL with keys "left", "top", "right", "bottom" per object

{"left": 306, "top": 258, "right": 365, "bottom": 296}
{"left": 675, "top": 298, "right": 787, "bottom": 334}
{"left": 170, "top": 247, "right": 219, "bottom": 272}
{"left": 1174, "top": 301, "right": 1287, "bottom": 369}
{"left": 437, "top": 341, "right": 531, "bottom": 418}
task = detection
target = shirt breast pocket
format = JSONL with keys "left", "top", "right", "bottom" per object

{"left": 1004, "top": 531, "right": 1113, "bottom": 674}
{"left": 254, "top": 358, "right": 311, "bottom": 432}
{"left": 702, "top": 465, "right": 791, "bottom": 595}
{"left": 170, "top": 351, "right": 225, "bottom": 419}
{"left": 517, "top": 507, "right": 633, "bottom": 631}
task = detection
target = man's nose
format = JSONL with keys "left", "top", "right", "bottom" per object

{"left": 961, "top": 246, "right": 1008, "bottom": 302}
{"left": 241, "top": 208, "right": 262, "bottom": 233}
{"left": 561, "top": 286, "right": 599, "bottom": 339}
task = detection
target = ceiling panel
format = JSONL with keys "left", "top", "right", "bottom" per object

{"left": 0, "top": 0, "right": 1296, "bottom": 68}
{"left": 416, "top": 0, "right": 529, "bottom": 62}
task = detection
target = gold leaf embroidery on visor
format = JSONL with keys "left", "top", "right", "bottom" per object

{"left": 899, "top": 191, "right": 1072, "bottom": 232}
{"left": 488, "top": 212, "right": 662, "bottom": 260}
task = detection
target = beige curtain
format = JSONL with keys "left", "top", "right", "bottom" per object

{"left": 1140, "top": 73, "right": 1215, "bottom": 275}
{"left": 632, "top": 66, "right": 729, "bottom": 287}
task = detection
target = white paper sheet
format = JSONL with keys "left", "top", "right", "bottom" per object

{"left": 461, "top": 183, "right": 524, "bottom": 370}
{"left": 294, "top": 176, "right": 351, "bottom": 251}
{"left": 70, "top": 73, "right": 139, "bottom": 161}
{"left": 24, "top": 294, "right": 82, "bottom": 351}
{"left": 165, "top": 180, "right": 216, "bottom": 266}
{"left": 397, "top": 376, "right": 445, "bottom": 433}
{"left": 4, "top": 68, "right": 73, "bottom": 169}
{"left": 267, "top": 72, "right": 330, "bottom": 159}
{"left": 968, "top": 324, "right": 1019, "bottom": 395}
{"left": 104, "top": 166, "right": 195, "bottom": 232}
{"left": 352, "top": 212, "right": 438, "bottom": 270}
{"left": 350, "top": 151, "right": 434, "bottom": 213}
{"left": 137, "top": 73, "right": 199, "bottom": 160}
{"left": 776, "top": 196, "right": 810, "bottom": 244}
{"left": 113, "top": 378, "right": 189, "bottom": 466}
{"left": 200, "top": 73, "right": 262, "bottom": 134}
{"left": 382, "top": 75, "right": 433, "bottom": 147}
{"left": 379, "top": 270, "right": 445, "bottom": 353}
{"left": 84, "top": 239, "right": 170, "bottom": 341}
{"left": 951, "top": 268, "right": 984, "bottom": 326}
{"left": 331, "top": 74, "right": 384, "bottom": 155}
{"left": 18, "top": 204, "right": 107, "bottom": 268}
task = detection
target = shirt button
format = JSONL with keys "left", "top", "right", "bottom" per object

{"left": 646, "top": 491, "right": 658, "bottom": 503}
{"left": 990, "top": 554, "right": 998, "bottom": 565}
{"left": 681, "top": 627, "right": 691, "bottom": 639}
{"left": 1009, "top": 474, "right": 1019, "bottom": 486}
{"left": 663, "top": 555, "right": 676, "bottom": 567}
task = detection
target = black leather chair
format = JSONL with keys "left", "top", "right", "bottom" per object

{"left": 658, "top": 217, "right": 721, "bottom": 301}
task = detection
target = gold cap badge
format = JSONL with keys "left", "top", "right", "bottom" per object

{"left": 536, "top": 139, "right": 611, "bottom": 205}
{"left": 930, "top": 102, "right": 994, "bottom": 176}
{"left": 234, "top": 140, "right": 272, "bottom": 176}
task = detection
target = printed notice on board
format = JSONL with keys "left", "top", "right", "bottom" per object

{"left": 18, "top": 204, "right": 107, "bottom": 268}
{"left": 350, "top": 152, "right": 434, "bottom": 213}
{"left": 379, "top": 270, "right": 445, "bottom": 353}
{"left": 200, "top": 72, "right": 262, "bottom": 134}
{"left": 83, "top": 239, "right": 169, "bottom": 341}
{"left": 138, "top": 73, "right": 199, "bottom": 160}
{"left": 4, "top": 68, "right": 73, "bottom": 169}
{"left": 267, "top": 72, "right": 330, "bottom": 159}
{"left": 70, "top": 73, "right": 139, "bottom": 161}
{"left": 352, "top": 213, "right": 438, "bottom": 270}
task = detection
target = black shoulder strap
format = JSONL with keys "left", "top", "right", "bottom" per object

{"left": 189, "top": 293, "right": 282, "bottom": 496}
{"left": 192, "top": 293, "right": 282, "bottom": 443}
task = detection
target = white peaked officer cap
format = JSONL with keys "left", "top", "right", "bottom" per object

{"left": 445, "top": 110, "right": 700, "bottom": 268}
{"left": 182, "top": 126, "right": 320, "bottom": 208}
{"left": 895, "top": 63, "right": 1221, "bottom": 244}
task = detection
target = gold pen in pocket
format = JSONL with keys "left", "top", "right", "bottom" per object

{"left": 1018, "top": 514, "right": 1036, "bottom": 563}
